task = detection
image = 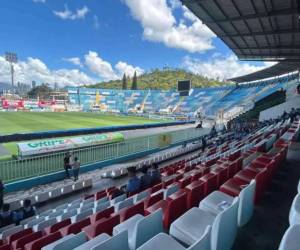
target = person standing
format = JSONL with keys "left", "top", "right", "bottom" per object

{"left": 201, "top": 136, "right": 207, "bottom": 152}
{"left": 72, "top": 157, "right": 80, "bottom": 181}
{"left": 63, "top": 152, "right": 71, "bottom": 178}
{"left": 0, "top": 180, "right": 4, "bottom": 209}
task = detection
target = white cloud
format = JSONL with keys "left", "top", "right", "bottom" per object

{"left": 0, "top": 56, "right": 94, "bottom": 87}
{"left": 84, "top": 51, "right": 144, "bottom": 81}
{"left": 182, "top": 55, "right": 277, "bottom": 80}
{"left": 33, "top": 0, "right": 46, "bottom": 3}
{"left": 123, "top": 0, "right": 215, "bottom": 53}
{"left": 115, "top": 61, "right": 144, "bottom": 77}
{"left": 53, "top": 5, "right": 89, "bottom": 20}
{"left": 84, "top": 51, "right": 118, "bottom": 81}
{"left": 63, "top": 57, "right": 83, "bottom": 67}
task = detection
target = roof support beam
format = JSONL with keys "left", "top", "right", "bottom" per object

{"left": 221, "top": 28, "right": 300, "bottom": 38}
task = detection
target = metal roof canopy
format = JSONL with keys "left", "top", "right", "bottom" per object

{"left": 228, "top": 61, "right": 300, "bottom": 82}
{"left": 182, "top": 0, "right": 300, "bottom": 62}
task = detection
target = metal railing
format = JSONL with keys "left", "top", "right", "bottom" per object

{"left": 0, "top": 128, "right": 207, "bottom": 182}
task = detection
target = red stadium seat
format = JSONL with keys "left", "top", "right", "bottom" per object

{"left": 90, "top": 206, "right": 114, "bottom": 223}
{"left": 0, "top": 244, "right": 11, "bottom": 250}
{"left": 151, "top": 183, "right": 163, "bottom": 193}
{"left": 211, "top": 167, "right": 228, "bottom": 187}
{"left": 44, "top": 218, "right": 71, "bottom": 234}
{"left": 145, "top": 192, "right": 188, "bottom": 229}
{"left": 84, "top": 194, "right": 94, "bottom": 200}
{"left": 7, "top": 228, "right": 33, "bottom": 245}
{"left": 11, "top": 231, "right": 43, "bottom": 250}
{"left": 178, "top": 176, "right": 192, "bottom": 188}
{"left": 119, "top": 202, "right": 145, "bottom": 222}
{"left": 95, "top": 190, "right": 107, "bottom": 200}
{"left": 190, "top": 170, "right": 203, "bottom": 181}
{"left": 144, "top": 191, "right": 164, "bottom": 209}
{"left": 200, "top": 173, "right": 218, "bottom": 195}
{"left": 24, "top": 231, "right": 61, "bottom": 250}
{"left": 83, "top": 214, "right": 120, "bottom": 240}
{"left": 60, "top": 217, "right": 90, "bottom": 236}
{"left": 185, "top": 180, "right": 206, "bottom": 209}
{"left": 162, "top": 178, "right": 174, "bottom": 188}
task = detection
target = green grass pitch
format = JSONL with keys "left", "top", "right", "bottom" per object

{"left": 0, "top": 112, "right": 162, "bottom": 135}
{"left": 0, "top": 112, "right": 164, "bottom": 157}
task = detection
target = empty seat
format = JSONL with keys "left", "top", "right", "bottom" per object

{"left": 119, "top": 202, "right": 145, "bottom": 222}
{"left": 164, "top": 184, "right": 179, "bottom": 199}
{"left": 11, "top": 231, "right": 43, "bottom": 250}
{"left": 136, "top": 229, "right": 210, "bottom": 250}
{"left": 133, "top": 190, "right": 150, "bottom": 204}
{"left": 24, "top": 231, "right": 62, "bottom": 250}
{"left": 184, "top": 180, "right": 206, "bottom": 209}
{"left": 73, "top": 233, "right": 110, "bottom": 250}
{"left": 90, "top": 207, "right": 114, "bottom": 223}
{"left": 60, "top": 217, "right": 91, "bottom": 236}
{"left": 200, "top": 173, "right": 218, "bottom": 195}
{"left": 48, "top": 210, "right": 64, "bottom": 219}
{"left": 200, "top": 180, "right": 256, "bottom": 227}
{"left": 0, "top": 224, "right": 15, "bottom": 234}
{"left": 89, "top": 231, "right": 129, "bottom": 250}
{"left": 95, "top": 191, "right": 107, "bottom": 201}
{"left": 42, "top": 232, "right": 86, "bottom": 250}
{"left": 143, "top": 192, "right": 163, "bottom": 209}
{"left": 170, "top": 198, "right": 239, "bottom": 250}
{"left": 110, "top": 194, "right": 126, "bottom": 205}
{"left": 1, "top": 225, "right": 23, "bottom": 241}
{"left": 60, "top": 209, "right": 78, "bottom": 221}
{"left": 40, "top": 209, "right": 54, "bottom": 218}
{"left": 36, "top": 192, "right": 50, "bottom": 203}
{"left": 73, "top": 209, "right": 93, "bottom": 223}
{"left": 55, "top": 203, "right": 69, "bottom": 212}
{"left": 35, "top": 218, "right": 57, "bottom": 232}
{"left": 115, "top": 198, "right": 134, "bottom": 213}
{"left": 278, "top": 224, "right": 300, "bottom": 250}
{"left": 7, "top": 228, "right": 33, "bottom": 245}
{"left": 80, "top": 202, "right": 95, "bottom": 212}
{"left": 114, "top": 209, "right": 164, "bottom": 250}
{"left": 83, "top": 214, "right": 120, "bottom": 239}
{"left": 94, "top": 201, "right": 112, "bottom": 214}
{"left": 44, "top": 219, "right": 71, "bottom": 235}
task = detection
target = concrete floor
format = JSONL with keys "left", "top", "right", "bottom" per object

{"left": 232, "top": 143, "right": 300, "bottom": 250}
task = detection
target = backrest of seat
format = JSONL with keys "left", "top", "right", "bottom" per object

{"left": 120, "top": 202, "right": 144, "bottom": 222}
{"left": 95, "top": 214, "right": 120, "bottom": 236}
{"left": 114, "top": 198, "right": 134, "bottom": 212}
{"left": 7, "top": 228, "right": 33, "bottom": 244}
{"left": 95, "top": 201, "right": 111, "bottom": 213}
{"left": 96, "top": 191, "right": 107, "bottom": 201}
{"left": 68, "top": 218, "right": 91, "bottom": 235}
{"left": 133, "top": 209, "right": 163, "bottom": 250}
{"left": 13, "top": 231, "right": 43, "bottom": 249}
{"left": 167, "top": 193, "right": 188, "bottom": 227}
{"left": 2, "top": 225, "right": 23, "bottom": 241}
{"left": 164, "top": 184, "right": 179, "bottom": 199}
{"left": 27, "top": 217, "right": 45, "bottom": 228}
{"left": 144, "top": 192, "right": 163, "bottom": 208}
{"left": 73, "top": 233, "right": 110, "bottom": 250}
{"left": 26, "top": 231, "right": 61, "bottom": 250}
{"left": 96, "top": 197, "right": 109, "bottom": 205}
{"left": 47, "top": 219, "right": 71, "bottom": 234}
{"left": 91, "top": 231, "right": 130, "bottom": 250}
{"left": 187, "top": 226, "right": 211, "bottom": 250}
{"left": 134, "top": 190, "right": 150, "bottom": 203}
{"left": 37, "top": 218, "right": 57, "bottom": 231}
{"left": 278, "top": 224, "right": 300, "bottom": 250}
{"left": 75, "top": 209, "right": 93, "bottom": 222}
{"left": 238, "top": 180, "right": 256, "bottom": 227}
{"left": 61, "top": 209, "right": 78, "bottom": 221}
{"left": 211, "top": 197, "right": 239, "bottom": 250}
{"left": 94, "top": 206, "right": 114, "bottom": 222}
{"left": 0, "top": 224, "right": 15, "bottom": 234}
{"left": 254, "top": 168, "right": 268, "bottom": 203}
{"left": 80, "top": 202, "right": 95, "bottom": 212}
{"left": 110, "top": 194, "right": 126, "bottom": 205}
{"left": 49, "top": 210, "right": 64, "bottom": 219}
{"left": 44, "top": 232, "right": 86, "bottom": 250}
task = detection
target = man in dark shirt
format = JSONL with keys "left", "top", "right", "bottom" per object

{"left": 140, "top": 167, "right": 152, "bottom": 190}
{"left": 0, "top": 204, "right": 13, "bottom": 227}
{"left": 148, "top": 163, "right": 161, "bottom": 185}
{"left": 63, "top": 152, "right": 71, "bottom": 178}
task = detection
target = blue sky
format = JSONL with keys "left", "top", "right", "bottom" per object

{"left": 0, "top": 0, "right": 272, "bottom": 86}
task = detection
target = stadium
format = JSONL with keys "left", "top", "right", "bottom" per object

{"left": 0, "top": 0, "right": 300, "bottom": 250}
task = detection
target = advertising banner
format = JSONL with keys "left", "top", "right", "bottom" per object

{"left": 18, "top": 132, "right": 124, "bottom": 157}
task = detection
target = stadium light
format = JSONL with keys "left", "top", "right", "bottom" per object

{"left": 5, "top": 52, "right": 18, "bottom": 87}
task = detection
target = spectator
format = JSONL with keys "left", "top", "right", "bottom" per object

{"left": 22, "top": 199, "right": 36, "bottom": 220}
{"left": 63, "top": 152, "right": 71, "bottom": 178}
{"left": 140, "top": 166, "right": 151, "bottom": 190}
{"left": 72, "top": 157, "right": 80, "bottom": 181}
{"left": 0, "top": 204, "right": 14, "bottom": 227}
{"left": 148, "top": 163, "right": 161, "bottom": 185}
{"left": 126, "top": 166, "right": 141, "bottom": 194}
{"left": 0, "top": 180, "right": 4, "bottom": 209}
{"left": 13, "top": 209, "right": 24, "bottom": 225}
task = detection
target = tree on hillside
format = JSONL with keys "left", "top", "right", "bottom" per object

{"left": 122, "top": 73, "right": 127, "bottom": 89}
{"left": 27, "top": 84, "right": 52, "bottom": 99}
{"left": 131, "top": 71, "right": 138, "bottom": 90}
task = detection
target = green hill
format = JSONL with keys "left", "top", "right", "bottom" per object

{"left": 88, "top": 68, "right": 226, "bottom": 90}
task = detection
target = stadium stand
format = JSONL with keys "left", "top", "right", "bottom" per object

{"left": 0, "top": 116, "right": 298, "bottom": 249}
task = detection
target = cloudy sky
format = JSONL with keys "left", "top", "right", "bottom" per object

{"left": 0, "top": 0, "right": 275, "bottom": 86}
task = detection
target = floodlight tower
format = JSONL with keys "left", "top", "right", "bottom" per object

{"left": 5, "top": 52, "right": 18, "bottom": 87}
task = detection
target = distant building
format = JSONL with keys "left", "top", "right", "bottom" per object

{"left": 32, "top": 81, "right": 36, "bottom": 89}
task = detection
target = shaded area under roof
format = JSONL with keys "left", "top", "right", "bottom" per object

{"left": 229, "top": 61, "right": 300, "bottom": 83}
{"left": 182, "top": 0, "right": 300, "bottom": 62}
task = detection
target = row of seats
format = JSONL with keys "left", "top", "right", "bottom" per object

{"left": 0, "top": 120, "right": 293, "bottom": 250}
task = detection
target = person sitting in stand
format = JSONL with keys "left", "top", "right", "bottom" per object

{"left": 22, "top": 199, "right": 36, "bottom": 220}
{"left": 140, "top": 166, "right": 152, "bottom": 190}
{"left": 126, "top": 166, "right": 141, "bottom": 195}
{"left": 148, "top": 163, "right": 161, "bottom": 185}
{"left": 0, "top": 204, "right": 14, "bottom": 227}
